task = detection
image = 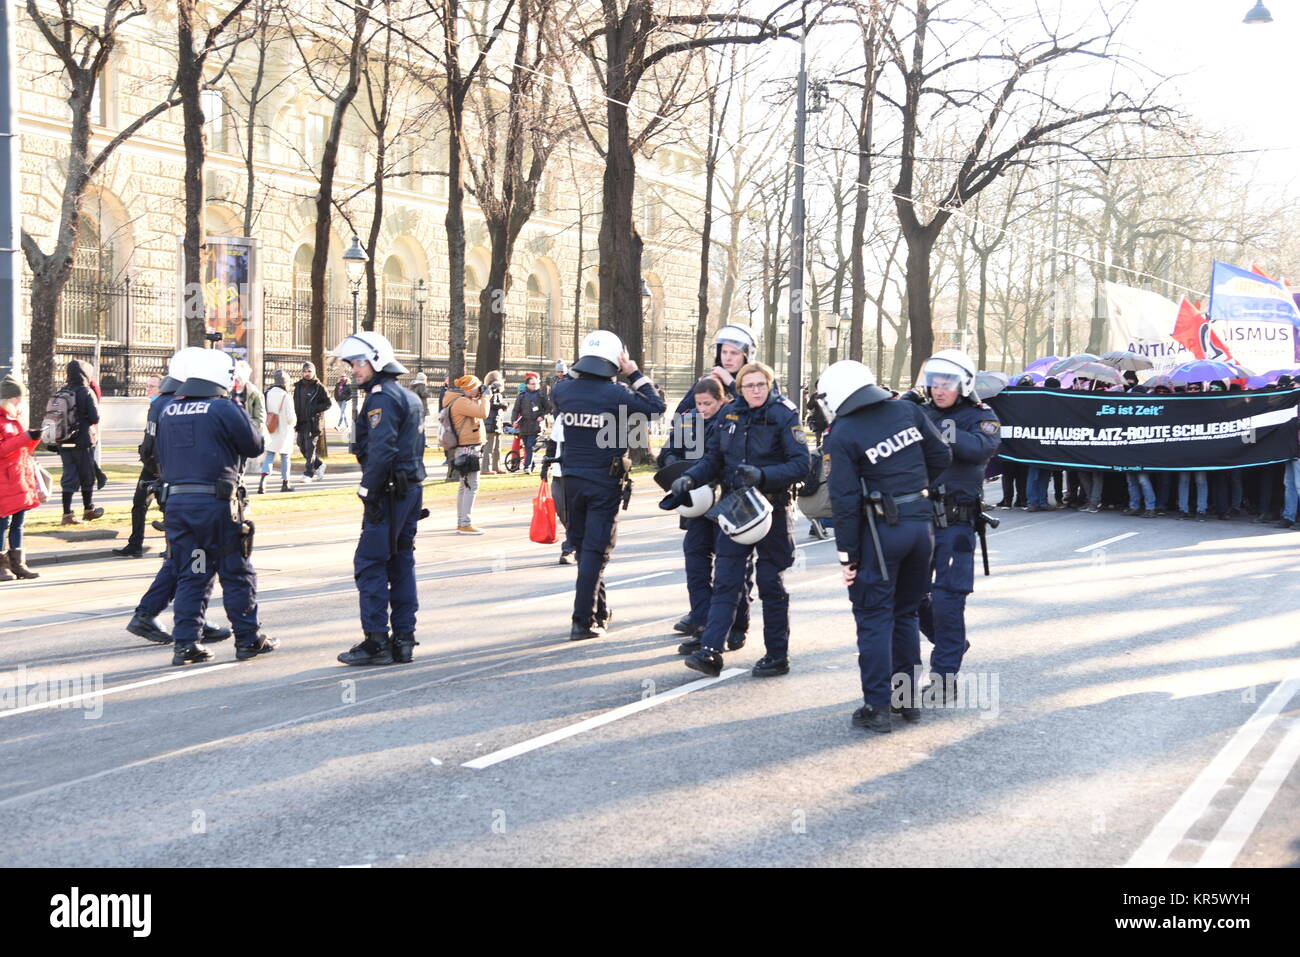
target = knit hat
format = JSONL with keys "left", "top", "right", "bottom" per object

{"left": 0, "top": 376, "right": 22, "bottom": 401}
{"left": 455, "top": 374, "right": 481, "bottom": 391}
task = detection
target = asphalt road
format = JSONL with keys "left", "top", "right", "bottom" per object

{"left": 1, "top": 483, "right": 1298, "bottom": 868}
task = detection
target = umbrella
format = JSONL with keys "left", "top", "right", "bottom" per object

{"left": 1013, "top": 371, "right": 1046, "bottom": 385}
{"left": 974, "top": 371, "right": 1009, "bottom": 399}
{"left": 1169, "top": 359, "right": 1250, "bottom": 383}
{"left": 1066, "top": 361, "right": 1124, "bottom": 385}
{"left": 1100, "top": 350, "right": 1155, "bottom": 372}
{"left": 1021, "top": 355, "right": 1059, "bottom": 376}
{"left": 1048, "top": 353, "right": 1102, "bottom": 376}
{"left": 1145, "top": 374, "right": 1175, "bottom": 389}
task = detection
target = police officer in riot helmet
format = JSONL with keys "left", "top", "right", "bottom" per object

{"left": 551, "top": 330, "right": 666, "bottom": 640}
{"left": 332, "top": 331, "right": 428, "bottom": 666}
{"left": 816, "top": 360, "right": 950, "bottom": 732}
{"left": 671, "top": 323, "right": 759, "bottom": 416}
{"left": 917, "top": 349, "right": 1000, "bottom": 700}
{"left": 154, "top": 347, "right": 276, "bottom": 665}
{"left": 667, "top": 361, "right": 810, "bottom": 678}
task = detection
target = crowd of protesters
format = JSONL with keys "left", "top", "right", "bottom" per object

{"left": 993, "top": 371, "right": 1300, "bottom": 527}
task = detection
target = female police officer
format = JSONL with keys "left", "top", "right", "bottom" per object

{"left": 816, "top": 360, "right": 950, "bottom": 733}
{"left": 668, "top": 361, "right": 810, "bottom": 678}
{"left": 331, "top": 331, "right": 427, "bottom": 666}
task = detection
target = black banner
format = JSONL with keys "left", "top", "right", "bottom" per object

{"left": 987, "top": 388, "right": 1300, "bottom": 471}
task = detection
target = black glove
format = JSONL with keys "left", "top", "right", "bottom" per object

{"left": 899, "top": 388, "right": 925, "bottom": 405}
{"left": 27, "top": 428, "right": 41, "bottom": 441}
{"left": 364, "top": 497, "right": 384, "bottom": 524}
{"left": 670, "top": 475, "right": 694, "bottom": 497}
{"left": 734, "top": 464, "right": 763, "bottom": 488}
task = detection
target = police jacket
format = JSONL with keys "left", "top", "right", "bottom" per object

{"left": 922, "top": 398, "right": 1000, "bottom": 503}
{"left": 138, "top": 384, "right": 179, "bottom": 476}
{"left": 657, "top": 407, "right": 717, "bottom": 469}
{"left": 155, "top": 392, "right": 264, "bottom": 488}
{"left": 673, "top": 377, "right": 738, "bottom": 418}
{"left": 686, "top": 392, "right": 810, "bottom": 501}
{"left": 354, "top": 372, "right": 426, "bottom": 500}
{"left": 824, "top": 398, "right": 951, "bottom": 567}
{"left": 550, "top": 370, "right": 666, "bottom": 486}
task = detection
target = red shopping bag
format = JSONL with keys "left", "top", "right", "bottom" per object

{"left": 529, "top": 478, "right": 558, "bottom": 544}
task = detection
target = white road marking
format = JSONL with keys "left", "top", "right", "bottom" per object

{"left": 1074, "top": 532, "right": 1138, "bottom": 553}
{"left": 462, "top": 668, "right": 745, "bottom": 770}
{"left": 1197, "top": 715, "right": 1300, "bottom": 867}
{"left": 0, "top": 664, "right": 238, "bottom": 719}
{"left": 495, "top": 571, "right": 674, "bottom": 610}
{"left": 1125, "top": 666, "right": 1300, "bottom": 867}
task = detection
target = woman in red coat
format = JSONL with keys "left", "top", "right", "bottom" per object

{"left": 0, "top": 376, "right": 42, "bottom": 580}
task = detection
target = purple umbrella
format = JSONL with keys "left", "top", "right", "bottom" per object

{"left": 1066, "top": 361, "right": 1124, "bottom": 385}
{"left": 1244, "top": 369, "right": 1295, "bottom": 388}
{"left": 1021, "top": 356, "right": 1059, "bottom": 376}
{"left": 1013, "top": 371, "right": 1046, "bottom": 385}
{"left": 1169, "top": 359, "right": 1250, "bottom": 383}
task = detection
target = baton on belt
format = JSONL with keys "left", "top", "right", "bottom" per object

{"left": 864, "top": 488, "right": 889, "bottom": 582}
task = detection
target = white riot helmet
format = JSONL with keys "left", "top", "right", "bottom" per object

{"left": 815, "top": 360, "right": 891, "bottom": 422}
{"left": 715, "top": 486, "right": 773, "bottom": 545}
{"left": 714, "top": 324, "right": 756, "bottom": 367}
{"left": 677, "top": 484, "right": 717, "bottom": 519}
{"left": 922, "top": 349, "right": 978, "bottom": 399}
{"left": 164, "top": 346, "right": 208, "bottom": 393}
{"left": 572, "top": 330, "right": 624, "bottom": 377}
{"left": 177, "top": 347, "right": 236, "bottom": 397}
{"left": 331, "top": 330, "right": 408, "bottom": 375}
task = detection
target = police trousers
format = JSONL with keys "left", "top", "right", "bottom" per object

{"left": 354, "top": 484, "right": 423, "bottom": 634}
{"left": 848, "top": 517, "right": 933, "bottom": 708}
{"left": 682, "top": 515, "right": 751, "bottom": 632}
{"left": 564, "top": 476, "right": 619, "bottom": 627}
{"left": 700, "top": 507, "right": 793, "bottom": 657}
{"left": 167, "top": 497, "right": 259, "bottom": 646}
{"left": 919, "top": 521, "right": 975, "bottom": 678}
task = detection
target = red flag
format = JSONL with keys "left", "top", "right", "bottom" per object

{"left": 1171, "top": 298, "right": 1234, "bottom": 362}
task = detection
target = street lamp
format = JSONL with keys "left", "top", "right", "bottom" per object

{"left": 415, "top": 277, "right": 428, "bottom": 373}
{"left": 342, "top": 234, "right": 367, "bottom": 430}
{"left": 1243, "top": 2, "right": 1273, "bottom": 24}
{"left": 825, "top": 310, "right": 842, "bottom": 365}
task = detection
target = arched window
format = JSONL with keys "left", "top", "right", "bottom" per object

{"left": 642, "top": 277, "right": 664, "bottom": 372}
{"left": 292, "top": 244, "right": 314, "bottom": 348}
{"left": 382, "top": 256, "right": 412, "bottom": 351}
{"left": 63, "top": 215, "right": 110, "bottom": 338}
{"left": 525, "top": 275, "right": 547, "bottom": 358}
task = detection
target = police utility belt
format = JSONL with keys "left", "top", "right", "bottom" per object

{"left": 158, "top": 480, "right": 237, "bottom": 503}
{"left": 860, "top": 487, "right": 930, "bottom": 526}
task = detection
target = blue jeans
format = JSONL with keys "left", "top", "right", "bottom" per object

{"left": 1027, "top": 467, "right": 1051, "bottom": 507}
{"left": 1282, "top": 459, "right": 1300, "bottom": 521}
{"left": 1178, "top": 472, "right": 1208, "bottom": 515}
{"left": 1126, "top": 473, "right": 1155, "bottom": 511}
{"left": 0, "top": 509, "right": 26, "bottom": 550}
{"left": 261, "top": 451, "right": 290, "bottom": 481}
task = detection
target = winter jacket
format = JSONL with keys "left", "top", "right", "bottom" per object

{"left": 484, "top": 385, "right": 508, "bottom": 432}
{"left": 293, "top": 377, "right": 332, "bottom": 431}
{"left": 511, "top": 389, "right": 548, "bottom": 437}
{"left": 60, "top": 359, "right": 100, "bottom": 449}
{"left": 238, "top": 382, "right": 266, "bottom": 435}
{"left": 0, "top": 406, "right": 41, "bottom": 518}
{"left": 445, "top": 393, "right": 489, "bottom": 447}
{"left": 263, "top": 386, "right": 297, "bottom": 455}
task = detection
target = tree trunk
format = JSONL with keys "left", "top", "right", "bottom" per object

{"left": 477, "top": 219, "right": 510, "bottom": 376}
{"left": 178, "top": 0, "right": 207, "bottom": 347}
{"left": 976, "top": 249, "right": 990, "bottom": 369}
{"left": 364, "top": 140, "right": 385, "bottom": 332}
{"left": 598, "top": 94, "right": 644, "bottom": 364}
{"left": 902, "top": 224, "right": 937, "bottom": 380}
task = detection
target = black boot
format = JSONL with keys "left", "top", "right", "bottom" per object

{"left": 127, "top": 613, "right": 172, "bottom": 644}
{"left": 257, "top": 474, "right": 267, "bottom": 494}
{"left": 236, "top": 634, "right": 280, "bottom": 660}
{"left": 726, "top": 629, "right": 747, "bottom": 652}
{"left": 683, "top": 648, "right": 724, "bottom": 678}
{"left": 751, "top": 655, "right": 789, "bottom": 677}
{"left": 392, "top": 632, "right": 419, "bottom": 663}
{"left": 201, "top": 623, "right": 232, "bottom": 643}
{"left": 338, "top": 631, "right": 393, "bottom": 665}
{"left": 852, "top": 705, "right": 892, "bottom": 733}
{"left": 672, "top": 616, "right": 697, "bottom": 635}
{"left": 676, "top": 636, "right": 702, "bottom": 655}
{"left": 281, "top": 480, "right": 292, "bottom": 493}
{"left": 172, "top": 642, "right": 213, "bottom": 666}
{"left": 569, "top": 622, "right": 604, "bottom": 641}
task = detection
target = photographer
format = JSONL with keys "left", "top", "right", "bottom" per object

{"left": 482, "top": 370, "right": 507, "bottom": 473}
{"left": 446, "top": 375, "right": 489, "bottom": 534}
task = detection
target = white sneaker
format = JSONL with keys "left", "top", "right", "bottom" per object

{"left": 317, "top": 462, "right": 327, "bottom": 479}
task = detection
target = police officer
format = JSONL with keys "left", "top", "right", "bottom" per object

{"left": 817, "top": 360, "right": 950, "bottom": 732}
{"left": 155, "top": 348, "right": 275, "bottom": 665}
{"left": 125, "top": 348, "right": 233, "bottom": 647}
{"left": 551, "top": 330, "right": 666, "bottom": 640}
{"left": 333, "top": 331, "right": 428, "bottom": 665}
{"left": 670, "top": 323, "right": 757, "bottom": 416}
{"left": 916, "top": 349, "right": 1000, "bottom": 699}
{"left": 656, "top": 376, "right": 749, "bottom": 653}
{"left": 669, "top": 360, "right": 810, "bottom": 678}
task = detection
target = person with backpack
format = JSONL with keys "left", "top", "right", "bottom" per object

{"left": 444, "top": 374, "right": 488, "bottom": 534}
{"left": 1, "top": 376, "right": 43, "bottom": 581}
{"left": 50, "top": 359, "right": 103, "bottom": 525}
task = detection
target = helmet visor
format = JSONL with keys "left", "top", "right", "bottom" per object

{"left": 923, "top": 370, "right": 962, "bottom": 392}
{"left": 719, "top": 488, "right": 767, "bottom": 529}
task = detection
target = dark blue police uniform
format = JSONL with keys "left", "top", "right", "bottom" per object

{"left": 155, "top": 389, "right": 265, "bottom": 651}
{"left": 352, "top": 372, "right": 427, "bottom": 636}
{"left": 134, "top": 386, "right": 185, "bottom": 621}
{"left": 685, "top": 392, "right": 810, "bottom": 660}
{"left": 551, "top": 369, "right": 666, "bottom": 633}
{"left": 918, "top": 399, "right": 1000, "bottom": 679}
{"left": 825, "top": 400, "right": 950, "bottom": 710}
{"left": 659, "top": 408, "right": 750, "bottom": 638}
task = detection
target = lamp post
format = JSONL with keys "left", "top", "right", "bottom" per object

{"left": 640, "top": 277, "right": 652, "bottom": 370}
{"left": 415, "top": 278, "right": 428, "bottom": 374}
{"left": 1243, "top": 2, "right": 1273, "bottom": 23}
{"left": 825, "top": 310, "right": 843, "bottom": 365}
{"left": 787, "top": 2, "right": 825, "bottom": 399}
{"left": 342, "top": 235, "right": 368, "bottom": 429}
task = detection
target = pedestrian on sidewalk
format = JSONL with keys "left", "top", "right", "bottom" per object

{"left": 447, "top": 374, "right": 488, "bottom": 534}
{"left": 482, "top": 370, "right": 507, "bottom": 473}
{"left": 113, "top": 373, "right": 164, "bottom": 558}
{"left": 293, "top": 361, "right": 332, "bottom": 482}
{"left": 0, "top": 376, "right": 43, "bottom": 581}
{"left": 511, "top": 373, "right": 548, "bottom": 473}
{"left": 260, "top": 369, "right": 297, "bottom": 493}
{"left": 56, "top": 359, "right": 104, "bottom": 525}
